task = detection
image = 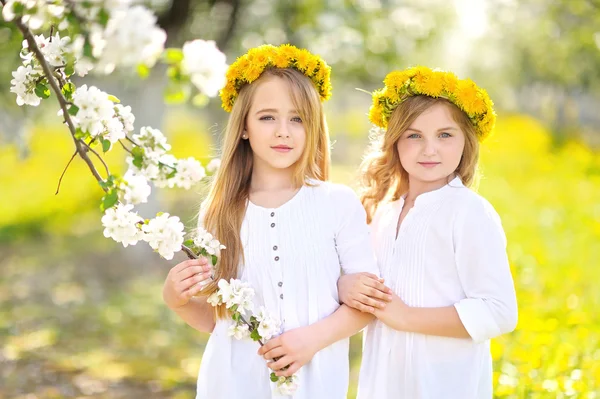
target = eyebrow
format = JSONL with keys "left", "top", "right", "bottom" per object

{"left": 406, "top": 126, "right": 458, "bottom": 132}
{"left": 255, "top": 108, "right": 299, "bottom": 115}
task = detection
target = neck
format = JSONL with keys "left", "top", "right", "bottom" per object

{"left": 405, "top": 174, "right": 455, "bottom": 202}
{"left": 250, "top": 161, "right": 297, "bottom": 192}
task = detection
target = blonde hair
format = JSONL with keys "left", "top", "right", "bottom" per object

{"left": 201, "top": 68, "right": 330, "bottom": 317}
{"left": 359, "top": 95, "right": 479, "bottom": 223}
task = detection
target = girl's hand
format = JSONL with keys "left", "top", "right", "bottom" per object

{"left": 162, "top": 257, "right": 213, "bottom": 310}
{"left": 258, "top": 326, "right": 320, "bottom": 377}
{"left": 337, "top": 272, "right": 393, "bottom": 313}
{"left": 372, "top": 292, "right": 410, "bottom": 330}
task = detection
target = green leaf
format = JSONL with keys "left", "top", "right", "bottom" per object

{"left": 64, "top": 63, "right": 75, "bottom": 77}
{"left": 137, "top": 64, "right": 150, "bottom": 79}
{"left": 74, "top": 128, "right": 88, "bottom": 140}
{"left": 100, "top": 190, "right": 118, "bottom": 211}
{"left": 83, "top": 39, "right": 93, "bottom": 59}
{"left": 163, "top": 48, "right": 184, "bottom": 64}
{"left": 166, "top": 169, "right": 177, "bottom": 179}
{"left": 68, "top": 105, "right": 79, "bottom": 116}
{"left": 166, "top": 65, "right": 181, "bottom": 80}
{"left": 101, "top": 139, "right": 111, "bottom": 153}
{"left": 107, "top": 94, "right": 120, "bottom": 103}
{"left": 62, "top": 82, "right": 76, "bottom": 100}
{"left": 11, "top": 1, "right": 25, "bottom": 15}
{"left": 270, "top": 372, "right": 278, "bottom": 382}
{"left": 251, "top": 329, "right": 262, "bottom": 342}
{"left": 232, "top": 313, "right": 240, "bottom": 322}
{"left": 98, "top": 8, "right": 110, "bottom": 26}
{"left": 230, "top": 304, "right": 238, "bottom": 313}
{"left": 211, "top": 255, "right": 218, "bottom": 266}
{"left": 183, "top": 239, "right": 194, "bottom": 248}
{"left": 131, "top": 146, "right": 144, "bottom": 168}
{"left": 34, "top": 83, "right": 50, "bottom": 99}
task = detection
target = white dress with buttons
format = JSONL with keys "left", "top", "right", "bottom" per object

{"left": 196, "top": 181, "right": 379, "bottom": 399}
{"left": 357, "top": 177, "right": 518, "bottom": 399}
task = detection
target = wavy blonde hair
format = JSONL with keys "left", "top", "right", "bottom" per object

{"left": 201, "top": 68, "right": 330, "bottom": 318}
{"left": 359, "top": 95, "right": 479, "bottom": 223}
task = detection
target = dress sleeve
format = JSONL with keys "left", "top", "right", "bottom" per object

{"left": 329, "top": 184, "right": 380, "bottom": 276}
{"left": 453, "top": 197, "right": 518, "bottom": 343}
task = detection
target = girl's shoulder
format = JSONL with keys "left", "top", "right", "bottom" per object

{"left": 304, "top": 179, "right": 360, "bottom": 205}
{"left": 448, "top": 186, "right": 503, "bottom": 229}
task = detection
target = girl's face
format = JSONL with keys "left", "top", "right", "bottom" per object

{"left": 396, "top": 103, "right": 465, "bottom": 186}
{"left": 245, "top": 76, "right": 307, "bottom": 175}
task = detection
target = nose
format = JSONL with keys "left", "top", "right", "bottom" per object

{"left": 422, "top": 138, "right": 437, "bottom": 156}
{"left": 276, "top": 120, "right": 290, "bottom": 138}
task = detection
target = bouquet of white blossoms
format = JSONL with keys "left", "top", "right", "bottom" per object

{"left": 196, "top": 232, "right": 299, "bottom": 395}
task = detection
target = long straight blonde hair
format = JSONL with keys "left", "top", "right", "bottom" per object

{"left": 359, "top": 95, "right": 480, "bottom": 223}
{"left": 201, "top": 68, "right": 330, "bottom": 317}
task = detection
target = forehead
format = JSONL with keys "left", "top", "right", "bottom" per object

{"left": 250, "top": 76, "right": 296, "bottom": 110}
{"left": 410, "top": 103, "right": 458, "bottom": 127}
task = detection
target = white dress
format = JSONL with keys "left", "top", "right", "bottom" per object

{"left": 196, "top": 181, "right": 379, "bottom": 399}
{"left": 357, "top": 177, "right": 518, "bottom": 399}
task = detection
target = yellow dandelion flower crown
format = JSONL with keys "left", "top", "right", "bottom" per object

{"left": 219, "top": 44, "right": 332, "bottom": 112}
{"left": 369, "top": 66, "right": 496, "bottom": 141}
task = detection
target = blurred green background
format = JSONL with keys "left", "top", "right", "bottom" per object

{"left": 1, "top": 0, "right": 599, "bottom": 398}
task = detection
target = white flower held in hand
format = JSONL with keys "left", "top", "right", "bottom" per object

{"left": 208, "top": 278, "right": 299, "bottom": 395}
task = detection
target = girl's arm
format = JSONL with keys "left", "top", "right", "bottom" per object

{"left": 163, "top": 258, "right": 216, "bottom": 333}
{"left": 374, "top": 199, "right": 518, "bottom": 342}
{"left": 259, "top": 304, "right": 371, "bottom": 376}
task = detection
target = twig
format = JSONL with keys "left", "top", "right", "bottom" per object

{"left": 118, "top": 139, "right": 133, "bottom": 154}
{"left": 55, "top": 150, "right": 78, "bottom": 194}
{"left": 12, "top": 15, "right": 108, "bottom": 191}
{"left": 181, "top": 244, "right": 198, "bottom": 260}
{"left": 126, "top": 135, "right": 141, "bottom": 147}
{"left": 81, "top": 139, "right": 109, "bottom": 177}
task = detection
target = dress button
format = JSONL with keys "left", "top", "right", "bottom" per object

{"left": 273, "top": 245, "right": 278, "bottom": 251}
{"left": 270, "top": 212, "right": 275, "bottom": 217}
{"left": 274, "top": 256, "right": 280, "bottom": 261}
{"left": 270, "top": 223, "right": 275, "bottom": 228}
{"left": 278, "top": 281, "right": 283, "bottom": 287}
{"left": 280, "top": 294, "right": 284, "bottom": 299}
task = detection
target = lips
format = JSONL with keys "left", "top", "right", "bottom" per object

{"left": 272, "top": 145, "right": 292, "bottom": 152}
{"left": 418, "top": 162, "right": 440, "bottom": 168}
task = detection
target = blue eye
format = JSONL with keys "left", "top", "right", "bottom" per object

{"left": 259, "top": 116, "right": 274, "bottom": 121}
{"left": 291, "top": 116, "right": 303, "bottom": 123}
{"left": 440, "top": 132, "right": 452, "bottom": 138}
{"left": 407, "top": 133, "right": 420, "bottom": 139}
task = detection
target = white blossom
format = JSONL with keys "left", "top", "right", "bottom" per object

{"left": 40, "top": 33, "right": 70, "bottom": 67}
{"left": 142, "top": 213, "right": 185, "bottom": 260}
{"left": 96, "top": 5, "right": 166, "bottom": 74}
{"left": 193, "top": 227, "right": 226, "bottom": 257}
{"left": 207, "top": 291, "right": 221, "bottom": 307}
{"left": 115, "top": 104, "right": 135, "bottom": 133}
{"left": 228, "top": 322, "right": 250, "bottom": 340}
{"left": 181, "top": 39, "right": 228, "bottom": 97}
{"left": 206, "top": 158, "right": 221, "bottom": 173}
{"left": 171, "top": 157, "right": 206, "bottom": 189}
{"left": 101, "top": 203, "right": 144, "bottom": 247}
{"left": 274, "top": 375, "right": 300, "bottom": 396}
{"left": 72, "top": 85, "right": 115, "bottom": 137}
{"left": 133, "top": 126, "right": 171, "bottom": 154}
{"left": 256, "top": 306, "right": 281, "bottom": 340}
{"left": 10, "top": 65, "right": 41, "bottom": 106}
{"left": 119, "top": 170, "right": 151, "bottom": 205}
{"left": 104, "top": 117, "right": 125, "bottom": 144}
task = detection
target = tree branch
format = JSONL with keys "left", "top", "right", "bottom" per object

{"left": 12, "top": 16, "right": 108, "bottom": 191}
{"left": 81, "top": 139, "right": 110, "bottom": 177}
